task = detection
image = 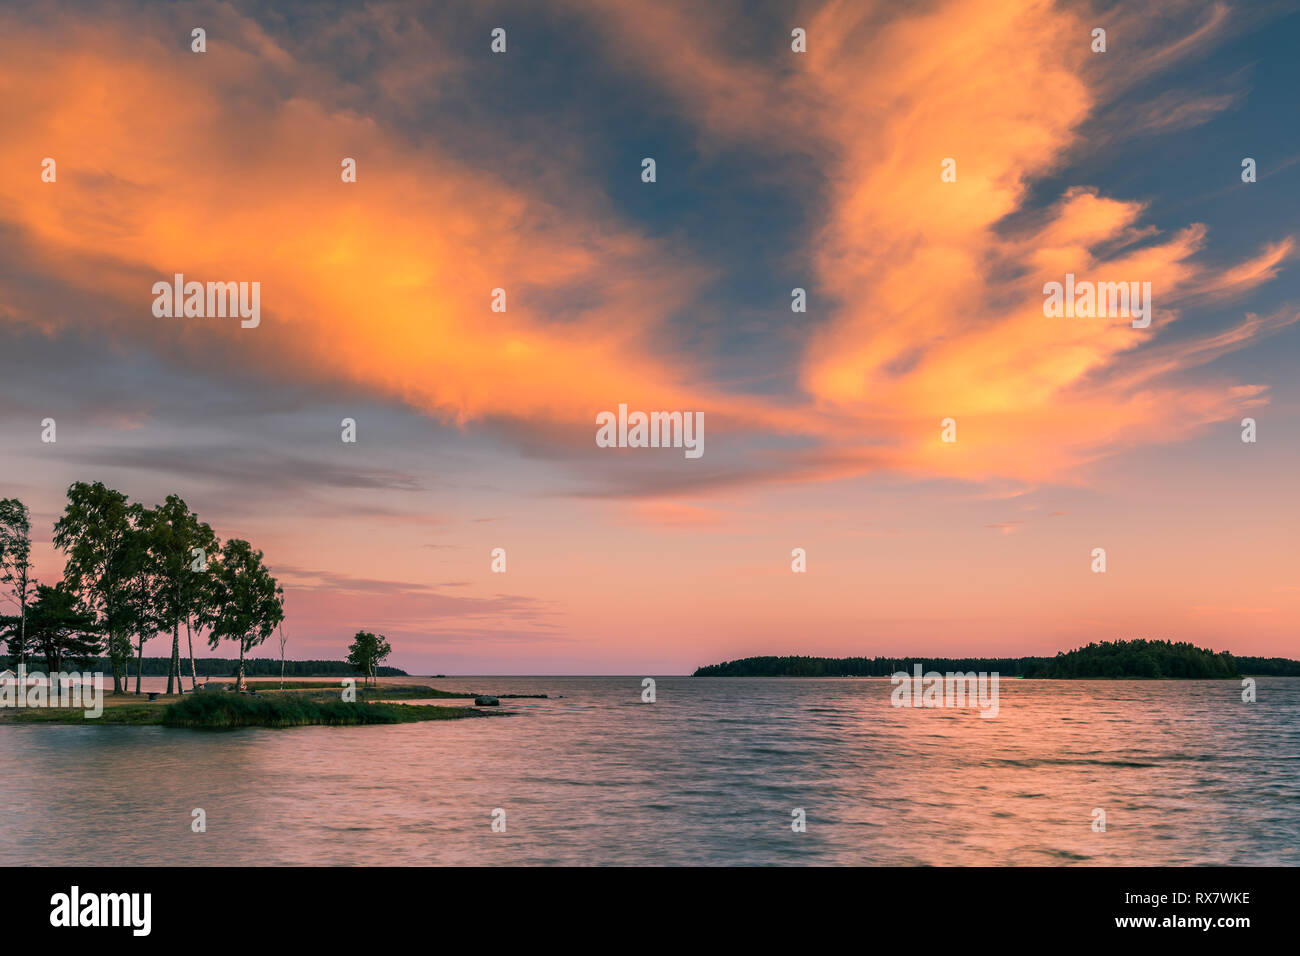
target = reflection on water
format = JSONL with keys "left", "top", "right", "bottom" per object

{"left": 2, "top": 677, "right": 1297, "bottom": 865}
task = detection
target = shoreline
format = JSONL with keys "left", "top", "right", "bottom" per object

{"left": 0, "top": 683, "right": 515, "bottom": 728}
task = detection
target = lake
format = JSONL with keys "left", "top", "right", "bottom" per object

{"left": 2, "top": 676, "right": 1296, "bottom": 865}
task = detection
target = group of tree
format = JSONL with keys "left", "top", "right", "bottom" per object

{"left": 1020, "top": 639, "right": 1239, "bottom": 679}
{"left": 0, "top": 482, "right": 284, "bottom": 693}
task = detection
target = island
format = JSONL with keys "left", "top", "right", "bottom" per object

{"left": 694, "top": 640, "right": 1300, "bottom": 679}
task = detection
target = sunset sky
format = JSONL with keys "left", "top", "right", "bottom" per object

{"left": 1, "top": 0, "right": 1297, "bottom": 673}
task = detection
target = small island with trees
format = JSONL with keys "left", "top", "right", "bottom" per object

{"left": 0, "top": 483, "right": 503, "bottom": 728}
{"left": 694, "top": 640, "right": 1300, "bottom": 679}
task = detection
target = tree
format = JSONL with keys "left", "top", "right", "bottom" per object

{"left": 141, "top": 496, "right": 216, "bottom": 694}
{"left": 206, "top": 539, "right": 284, "bottom": 692}
{"left": 52, "top": 482, "right": 149, "bottom": 694}
{"left": 0, "top": 498, "right": 35, "bottom": 668}
{"left": 373, "top": 634, "right": 392, "bottom": 686}
{"left": 184, "top": 524, "right": 220, "bottom": 692}
{"left": 126, "top": 574, "right": 158, "bottom": 694}
{"left": 278, "top": 623, "right": 288, "bottom": 690}
{"left": 346, "top": 630, "right": 392, "bottom": 688}
{"left": 2, "top": 582, "right": 102, "bottom": 674}
{"left": 346, "top": 631, "right": 372, "bottom": 687}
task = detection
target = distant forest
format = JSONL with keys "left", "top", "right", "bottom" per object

{"left": 8, "top": 656, "right": 410, "bottom": 678}
{"left": 695, "top": 640, "right": 1300, "bottom": 678}
{"left": 1022, "top": 640, "right": 1237, "bottom": 678}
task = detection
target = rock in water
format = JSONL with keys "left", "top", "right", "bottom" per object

{"left": 474, "top": 695, "right": 499, "bottom": 707}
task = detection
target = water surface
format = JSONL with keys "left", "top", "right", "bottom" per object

{"left": 2, "top": 677, "right": 1296, "bottom": 865}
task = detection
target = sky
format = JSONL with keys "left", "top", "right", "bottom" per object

{"left": 1, "top": 0, "right": 1297, "bottom": 674}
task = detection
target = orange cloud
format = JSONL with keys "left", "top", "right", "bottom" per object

{"left": 0, "top": 5, "right": 775, "bottom": 434}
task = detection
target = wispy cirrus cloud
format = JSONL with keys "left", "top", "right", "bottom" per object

{"left": 530, "top": 0, "right": 1298, "bottom": 497}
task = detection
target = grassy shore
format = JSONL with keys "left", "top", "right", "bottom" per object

{"left": 163, "top": 693, "right": 490, "bottom": 727}
{"left": 206, "top": 681, "right": 473, "bottom": 699}
{"left": 0, "top": 687, "right": 502, "bottom": 727}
